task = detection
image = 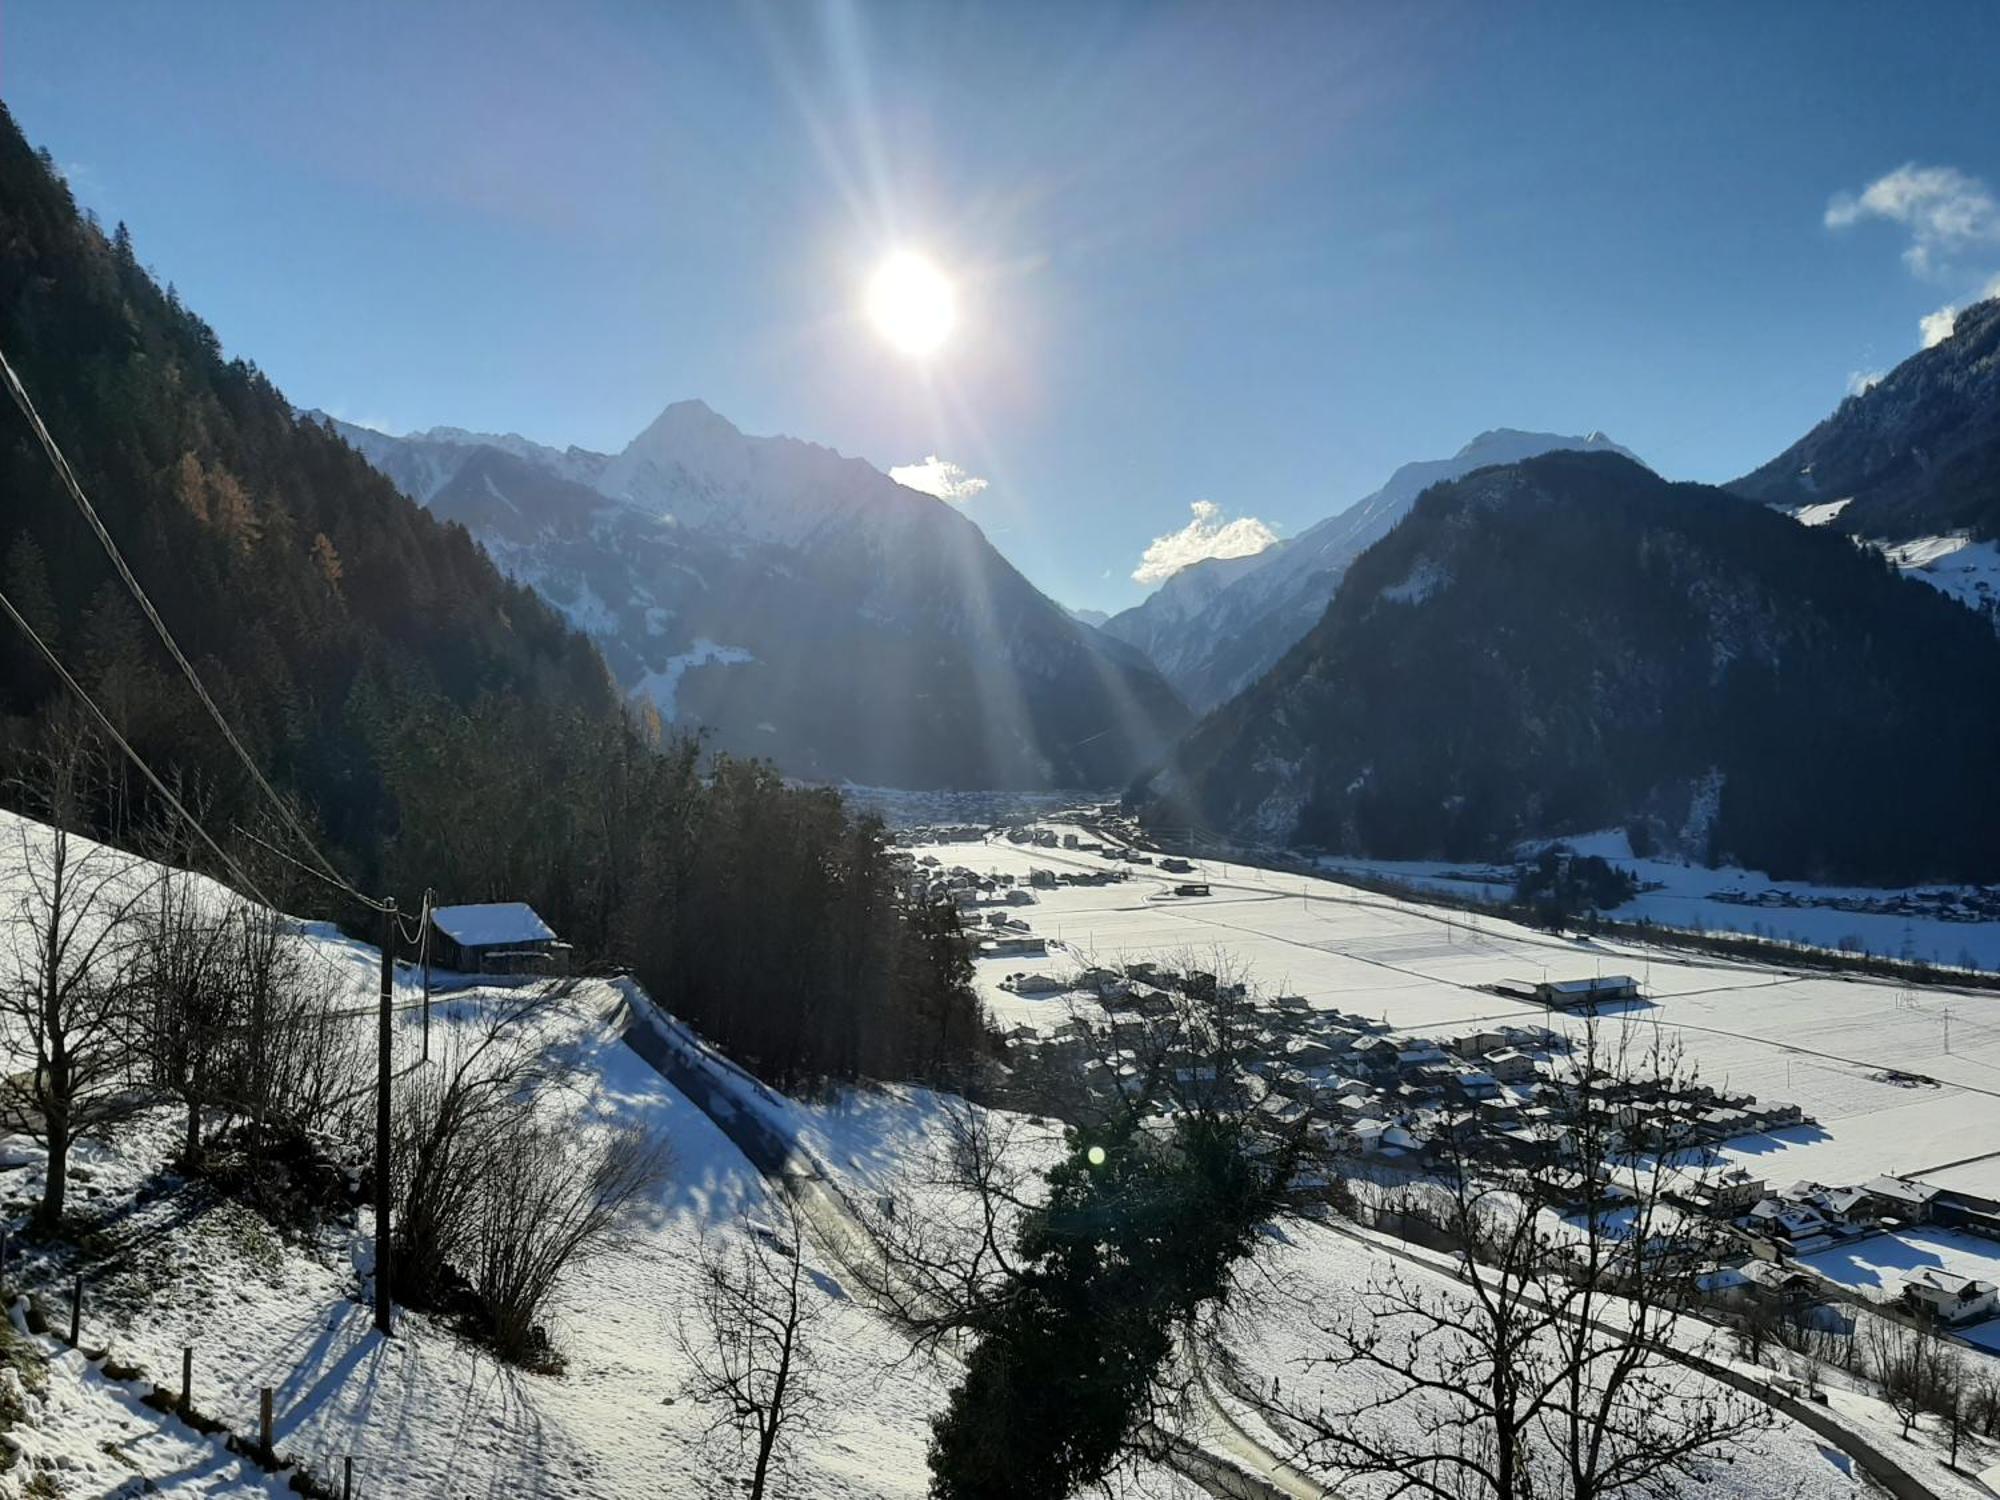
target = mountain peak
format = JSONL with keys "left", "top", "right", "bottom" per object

{"left": 624, "top": 398, "right": 745, "bottom": 455}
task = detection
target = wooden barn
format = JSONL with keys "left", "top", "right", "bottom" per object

{"left": 428, "top": 902, "right": 571, "bottom": 977}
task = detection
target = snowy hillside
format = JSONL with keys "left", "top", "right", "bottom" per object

{"left": 1104, "top": 429, "right": 1639, "bottom": 711}
{"left": 7, "top": 806, "right": 1993, "bottom": 1496}
{"left": 319, "top": 408, "right": 1189, "bottom": 789}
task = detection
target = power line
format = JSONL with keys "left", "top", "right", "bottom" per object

{"left": 0, "top": 580, "right": 278, "bottom": 912}
{"left": 0, "top": 337, "right": 389, "bottom": 914}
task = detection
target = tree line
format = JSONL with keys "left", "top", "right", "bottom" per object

{"left": 0, "top": 103, "right": 984, "bottom": 1094}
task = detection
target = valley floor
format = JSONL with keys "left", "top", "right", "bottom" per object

{"left": 958, "top": 833, "right": 2000, "bottom": 1201}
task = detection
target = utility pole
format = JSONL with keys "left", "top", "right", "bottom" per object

{"left": 374, "top": 898, "right": 396, "bottom": 1338}
{"left": 420, "top": 887, "right": 434, "bottom": 1065}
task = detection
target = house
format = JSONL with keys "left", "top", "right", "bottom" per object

{"left": 1530, "top": 974, "right": 1640, "bottom": 1010}
{"left": 1483, "top": 1048, "right": 1538, "bottom": 1084}
{"left": 427, "top": 902, "right": 569, "bottom": 976}
{"left": 1739, "top": 1260, "right": 1823, "bottom": 1309}
{"left": 1449, "top": 1029, "right": 1507, "bottom": 1058}
{"left": 1742, "top": 1197, "right": 1832, "bottom": 1247}
{"left": 1862, "top": 1175, "right": 1942, "bottom": 1225}
{"left": 1451, "top": 1069, "right": 1502, "bottom": 1103}
{"left": 1901, "top": 1269, "right": 2000, "bottom": 1327}
{"left": 1680, "top": 1168, "right": 1766, "bottom": 1218}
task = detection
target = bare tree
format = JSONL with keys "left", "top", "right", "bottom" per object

{"left": 1268, "top": 1020, "right": 1768, "bottom": 1499}
{"left": 677, "top": 1192, "right": 831, "bottom": 1500}
{"left": 0, "top": 736, "right": 157, "bottom": 1231}
{"left": 1864, "top": 1314, "right": 1957, "bottom": 1446}
{"left": 130, "top": 867, "right": 238, "bottom": 1164}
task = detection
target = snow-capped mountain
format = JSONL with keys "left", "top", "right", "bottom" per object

{"left": 1140, "top": 450, "right": 2000, "bottom": 885}
{"left": 1103, "top": 428, "right": 1641, "bottom": 711}
{"left": 1732, "top": 296, "right": 2000, "bottom": 630}
{"left": 320, "top": 407, "right": 1190, "bottom": 790}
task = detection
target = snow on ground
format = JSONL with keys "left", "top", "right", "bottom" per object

{"left": 10, "top": 982, "right": 968, "bottom": 1500}
{"left": 1801, "top": 1227, "right": 2000, "bottom": 1347}
{"left": 628, "top": 637, "right": 754, "bottom": 722}
{"left": 1881, "top": 533, "right": 2000, "bottom": 627}
{"left": 0, "top": 811, "right": 1207, "bottom": 1497}
{"left": 0, "top": 1329, "right": 294, "bottom": 1498}
{"left": 1316, "top": 828, "right": 2000, "bottom": 973}
{"left": 1225, "top": 1217, "right": 1871, "bottom": 1499}
{"left": 934, "top": 832, "right": 2000, "bottom": 1199}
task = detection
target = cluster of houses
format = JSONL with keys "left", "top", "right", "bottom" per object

{"left": 995, "top": 961, "right": 1834, "bottom": 1199}
{"left": 1728, "top": 1174, "right": 2000, "bottom": 1328}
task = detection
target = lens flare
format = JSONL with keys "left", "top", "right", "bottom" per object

{"left": 866, "top": 251, "right": 956, "bottom": 358}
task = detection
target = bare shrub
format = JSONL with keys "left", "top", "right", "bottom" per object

{"left": 470, "top": 1117, "right": 666, "bottom": 1364}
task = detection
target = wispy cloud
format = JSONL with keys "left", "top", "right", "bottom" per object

{"left": 1826, "top": 163, "right": 2000, "bottom": 278}
{"left": 890, "top": 455, "right": 988, "bottom": 503}
{"left": 1845, "top": 369, "right": 1884, "bottom": 397}
{"left": 1132, "top": 500, "right": 1277, "bottom": 586}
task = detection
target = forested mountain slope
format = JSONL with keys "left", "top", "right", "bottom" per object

{"left": 0, "top": 105, "right": 614, "bottom": 883}
{"left": 1733, "top": 297, "right": 2000, "bottom": 543}
{"left": 1141, "top": 450, "right": 2000, "bottom": 885}
{"left": 331, "top": 403, "right": 1192, "bottom": 791}
{"left": 1104, "top": 429, "right": 1638, "bottom": 712}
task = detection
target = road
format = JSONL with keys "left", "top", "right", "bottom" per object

{"left": 615, "top": 990, "right": 1326, "bottom": 1500}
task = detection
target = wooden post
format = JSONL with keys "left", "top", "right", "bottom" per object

{"left": 68, "top": 1276, "right": 82, "bottom": 1345}
{"left": 374, "top": 898, "right": 396, "bottom": 1337}
{"left": 344, "top": 1456, "right": 354, "bottom": 1498}
{"left": 259, "top": 1386, "right": 273, "bottom": 1456}
{"left": 181, "top": 1345, "right": 192, "bottom": 1412}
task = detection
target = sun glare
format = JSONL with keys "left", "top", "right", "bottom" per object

{"left": 866, "top": 251, "right": 956, "bottom": 358}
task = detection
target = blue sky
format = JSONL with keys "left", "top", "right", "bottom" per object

{"left": 8, "top": 1, "right": 2000, "bottom": 612}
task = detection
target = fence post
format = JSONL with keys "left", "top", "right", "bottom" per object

{"left": 259, "top": 1386, "right": 273, "bottom": 1456}
{"left": 344, "top": 1456, "right": 354, "bottom": 1498}
{"left": 68, "top": 1276, "right": 82, "bottom": 1346}
{"left": 181, "top": 1345, "right": 192, "bottom": 1413}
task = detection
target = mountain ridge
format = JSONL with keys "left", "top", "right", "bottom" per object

{"left": 328, "top": 405, "right": 1192, "bottom": 789}
{"left": 1141, "top": 449, "right": 2000, "bottom": 885}
{"left": 1104, "top": 427, "right": 1640, "bottom": 711}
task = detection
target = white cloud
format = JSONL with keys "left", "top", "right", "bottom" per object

{"left": 1845, "top": 369, "right": 1884, "bottom": 397}
{"left": 890, "top": 455, "right": 988, "bottom": 503}
{"left": 1132, "top": 500, "right": 1278, "bottom": 586}
{"left": 1826, "top": 163, "right": 2000, "bottom": 278}
{"left": 1920, "top": 305, "right": 1959, "bottom": 348}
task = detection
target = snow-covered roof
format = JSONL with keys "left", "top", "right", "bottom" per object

{"left": 430, "top": 902, "right": 558, "bottom": 948}
{"left": 1540, "top": 974, "right": 1637, "bottom": 995}
{"left": 1864, "top": 1175, "right": 1941, "bottom": 1205}
{"left": 1905, "top": 1267, "right": 1995, "bottom": 1298}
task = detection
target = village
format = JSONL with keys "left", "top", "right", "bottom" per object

{"left": 900, "top": 819, "right": 2000, "bottom": 1354}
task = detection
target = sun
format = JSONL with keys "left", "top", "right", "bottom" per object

{"left": 866, "top": 251, "right": 956, "bottom": 358}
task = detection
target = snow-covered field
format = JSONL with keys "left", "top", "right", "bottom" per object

{"left": 948, "top": 832, "right": 2000, "bottom": 1197}
{"left": 1315, "top": 827, "right": 2000, "bottom": 973}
